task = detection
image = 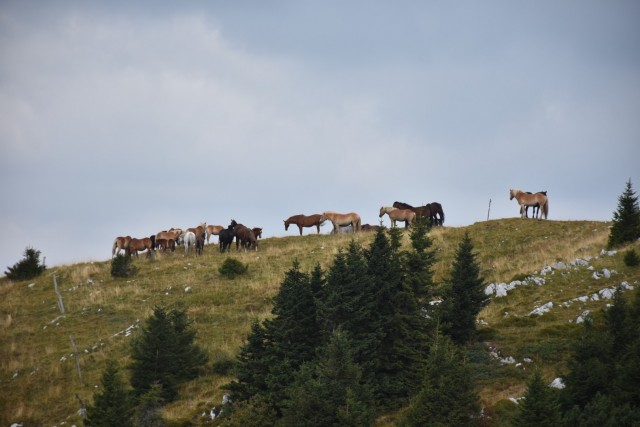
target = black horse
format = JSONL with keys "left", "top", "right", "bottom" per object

{"left": 219, "top": 220, "right": 238, "bottom": 253}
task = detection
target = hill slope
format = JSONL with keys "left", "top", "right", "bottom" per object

{"left": 1, "top": 219, "right": 638, "bottom": 425}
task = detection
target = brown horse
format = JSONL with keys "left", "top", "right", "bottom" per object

{"left": 393, "top": 201, "right": 433, "bottom": 224}
{"left": 234, "top": 223, "right": 258, "bottom": 251}
{"left": 429, "top": 202, "right": 445, "bottom": 226}
{"left": 321, "top": 211, "right": 361, "bottom": 234}
{"left": 206, "top": 225, "right": 224, "bottom": 244}
{"left": 523, "top": 191, "right": 547, "bottom": 218}
{"left": 112, "top": 236, "right": 131, "bottom": 257}
{"left": 155, "top": 238, "right": 176, "bottom": 252}
{"left": 127, "top": 236, "right": 155, "bottom": 257}
{"left": 379, "top": 206, "right": 416, "bottom": 228}
{"left": 284, "top": 214, "right": 324, "bottom": 236}
{"left": 509, "top": 189, "right": 549, "bottom": 219}
{"left": 252, "top": 227, "right": 263, "bottom": 239}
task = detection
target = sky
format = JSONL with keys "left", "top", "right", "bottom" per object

{"left": 1, "top": 1, "right": 639, "bottom": 272}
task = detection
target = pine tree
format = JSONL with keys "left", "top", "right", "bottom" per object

{"left": 133, "top": 383, "right": 165, "bottom": 427}
{"left": 129, "top": 305, "right": 207, "bottom": 401}
{"left": 514, "top": 370, "right": 561, "bottom": 427}
{"left": 85, "top": 360, "right": 134, "bottom": 427}
{"left": 5, "top": 246, "right": 46, "bottom": 281}
{"left": 396, "top": 332, "right": 480, "bottom": 427}
{"left": 403, "top": 216, "right": 436, "bottom": 306}
{"left": 440, "top": 232, "right": 487, "bottom": 345}
{"left": 607, "top": 179, "right": 640, "bottom": 249}
{"left": 280, "top": 329, "right": 375, "bottom": 427}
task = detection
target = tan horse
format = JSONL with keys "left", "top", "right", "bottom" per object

{"left": 206, "top": 225, "right": 224, "bottom": 244}
{"left": 284, "top": 214, "right": 324, "bottom": 235}
{"left": 127, "top": 237, "right": 155, "bottom": 257}
{"left": 379, "top": 206, "right": 416, "bottom": 228}
{"left": 321, "top": 211, "right": 361, "bottom": 234}
{"left": 112, "top": 236, "right": 131, "bottom": 257}
{"left": 186, "top": 222, "right": 207, "bottom": 240}
{"left": 156, "top": 229, "right": 182, "bottom": 245}
{"left": 509, "top": 189, "right": 549, "bottom": 219}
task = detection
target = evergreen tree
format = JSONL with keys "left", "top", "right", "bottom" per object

{"left": 607, "top": 179, "right": 640, "bottom": 249}
{"left": 130, "top": 305, "right": 207, "bottom": 401}
{"left": 403, "top": 217, "right": 436, "bottom": 306}
{"left": 85, "top": 360, "right": 134, "bottom": 427}
{"left": 5, "top": 246, "right": 46, "bottom": 281}
{"left": 396, "top": 332, "right": 480, "bottom": 427}
{"left": 226, "top": 320, "right": 271, "bottom": 402}
{"left": 279, "top": 329, "right": 375, "bottom": 427}
{"left": 133, "top": 383, "right": 166, "bottom": 427}
{"left": 440, "top": 232, "right": 487, "bottom": 345}
{"left": 513, "top": 370, "right": 561, "bottom": 427}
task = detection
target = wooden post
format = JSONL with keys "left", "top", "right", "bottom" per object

{"left": 487, "top": 199, "right": 492, "bottom": 221}
{"left": 69, "top": 334, "right": 83, "bottom": 384}
{"left": 53, "top": 273, "right": 65, "bottom": 314}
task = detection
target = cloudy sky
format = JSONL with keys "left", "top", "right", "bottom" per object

{"left": 1, "top": 1, "right": 639, "bottom": 271}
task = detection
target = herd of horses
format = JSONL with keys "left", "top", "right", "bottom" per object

{"left": 112, "top": 191, "right": 548, "bottom": 258}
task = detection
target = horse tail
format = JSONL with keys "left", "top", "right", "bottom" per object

{"left": 543, "top": 198, "right": 549, "bottom": 219}
{"left": 440, "top": 206, "right": 445, "bottom": 225}
{"left": 356, "top": 216, "right": 361, "bottom": 232}
{"left": 112, "top": 239, "right": 118, "bottom": 257}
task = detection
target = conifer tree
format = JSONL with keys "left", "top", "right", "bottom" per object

{"left": 5, "top": 246, "right": 46, "bottom": 281}
{"left": 396, "top": 332, "right": 480, "bottom": 427}
{"left": 403, "top": 217, "right": 436, "bottom": 306}
{"left": 129, "top": 305, "right": 207, "bottom": 401}
{"left": 85, "top": 360, "right": 134, "bottom": 427}
{"left": 607, "top": 179, "right": 640, "bottom": 249}
{"left": 280, "top": 329, "right": 375, "bottom": 427}
{"left": 440, "top": 232, "right": 487, "bottom": 345}
{"left": 513, "top": 370, "right": 561, "bottom": 427}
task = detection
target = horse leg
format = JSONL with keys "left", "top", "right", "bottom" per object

{"left": 298, "top": 225, "right": 303, "bottom": 236}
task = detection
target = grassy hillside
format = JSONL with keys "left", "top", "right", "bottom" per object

{"left": 1, "top": 219, "right": 638, "bottom": 426}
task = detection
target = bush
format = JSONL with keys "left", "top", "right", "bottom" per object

{"left": 5, "top": 247, "right": 46, "bottom": 281}
{"left": 219, "top": 258, "right": 248, "bottom": 279}
{"left": 111, "top": 254, "right": 138, "bottom": 278}
{"left": 623, "top": 249, "right": 639, "bottom": 267}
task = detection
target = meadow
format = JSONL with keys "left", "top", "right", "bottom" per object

{"left": 1, "top": 218, "right": 638, "bottom": 426}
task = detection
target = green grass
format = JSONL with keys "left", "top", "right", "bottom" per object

{"left": 1, "top": 219, "right": 638, "bottom": 426}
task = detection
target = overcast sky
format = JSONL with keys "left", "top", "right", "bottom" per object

{"left": 1, "top": 1, "right": 639, "bottom": 272}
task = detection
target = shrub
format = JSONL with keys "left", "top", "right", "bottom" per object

{"left": 111, "top": 254, "right": 138, "bottom": 278}
{"left": 219, "top": 258, "right": 248, "bottom": 279}
{"left": 5, "top": 247, "right": 46, "bottom": 281}
{"left": 623, "top": 249, "right": 639, "bottom": 267}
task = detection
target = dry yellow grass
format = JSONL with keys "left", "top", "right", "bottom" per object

{"left": 1, "top": 219, "right": 638, "bottom": 426}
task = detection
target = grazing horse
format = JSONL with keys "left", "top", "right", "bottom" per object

{"left": 195, "top": 235, "right": 205, "bottom": 256}
{"left": 156, "top": 229, "right": 183, "bottom": 248}
{"left": 321, "top": 211, "right": 361, "bottom": 234}
{"left": 393, "top": 201, "right": 434, "bottom": 225}
{"left": 284, "top": 214, "right": 324, "bottom": 236}
{"left": 379, "top": 206, "right": 416, "bottom": 228}
{"left": 509, "top": 189, "right": 549, "bottom": 219}
{"left": 112, "top": 236, "right": 131, "bottom": 257}
{"left": 206, "top": 225, "right": 224, "bottom": 244}
{"left": 234, "top": 223, "right": 258, "bottom": 251}
{"left": 252, "top": 227, "right": 263, "bottom": 239}
{"left": 184, "top": 231, "right": 196, "bottom": 255}
{"left": 361, "top": 224, "right": 381, "bottom": 232}
{"left": 127, "top": 236, "right": 155, "bottom": 258}
{"left": 219, "top": 220, "right": 238, "bottom": 253}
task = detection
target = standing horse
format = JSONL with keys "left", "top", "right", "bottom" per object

{"left": 429, "top": 202, "right": 445, "bottom": 226}
{"left": 156, "top": 229, "right": 183, "bottom": 248}
{"left": 206, "top": 225, "right": 224, "bottom": 244}
{"left": 284, "top": 214, "right": 324, "bottom": 236}
{"left": 127, "top": 236, "right": 155, "bottom": 258}
{"left": 321, "top": 211, "right": 361, "bottom": 234}
{"left": 393, "top": 201, "right": 434, "bottom": 225}
{"left": 184, "top": 231, "right": 196, "bottom": 255}
{"left": 219, "top": 220, "right": 238, "bottom": 253}
{"left": 509, "top": 189, "right": 549, "bottom": 219}
{"left": 187, "top": 222, "right": 207, "bottom": 240}
{"left": 523, "top": 191, "right": 547, "bottom": 218}
{"left": 379, "top": 206, "right": 416, "bottom": 228}
{"left": 112, "top": 236, "right": 131, "bottom": 257}
{"left": 234, "top": 223, "right": 258, "bottom": 251}
{"left": 252, "top": 227, "right": 263, "bottom": 239}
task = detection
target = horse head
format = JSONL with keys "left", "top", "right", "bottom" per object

{"left": 284, "top": 219, "right": 289, "bottom": 230}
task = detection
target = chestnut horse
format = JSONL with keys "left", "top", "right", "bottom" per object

{"left": 284, "top": 214, "right": 324, "bottom": 236}
{"left": 234, "top": 223, "right": 258, "bottom": 251}
{"left": 393, "top": 201, "right": 444, "bottom": 226}
{"left": 127, "top": 236, "right": 155, "bottom": 257}
{"left": 379, "top": 206, "right": 416, "bottom": 228}
{"left": 321, "top": 211, "right": 361, "bottom": 234}
{"left": 156, "top": 229, "right": 182, "bottom": 248}
{"left": 206, "top": 225, "right": 224, "bottom": 244}
{"left": 252, "top": 227, "right": 263, "bottom": 239}
{"left": 187, "top": 222, "right": 207, "bottom": 240}
{"left": 509, "top": 189, "right": 549, "bottom": 219}
{"left": 112, "top": 236, "right": 131, "bottom": 257}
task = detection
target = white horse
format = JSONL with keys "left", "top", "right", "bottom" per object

{"left": 183, "top": 231, "right": 196, "bottom": 255}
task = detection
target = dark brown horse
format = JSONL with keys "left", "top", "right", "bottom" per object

{"left": 284, "top": 214, "right": 323, "bottom": 236}
{"left": 219, "top": 220, "right": 237, "bottom": 253}
{"left": 393, "top": 201, "right": 444, "bottom": 226}
{"left": 252, "top": 227, "right": 263, "bottom": 239}
{"left": 234, "top": 223, "right": 257, "bottom": 251}
{"left": 429, "top": 202, "right": 445, "bottom": 226}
